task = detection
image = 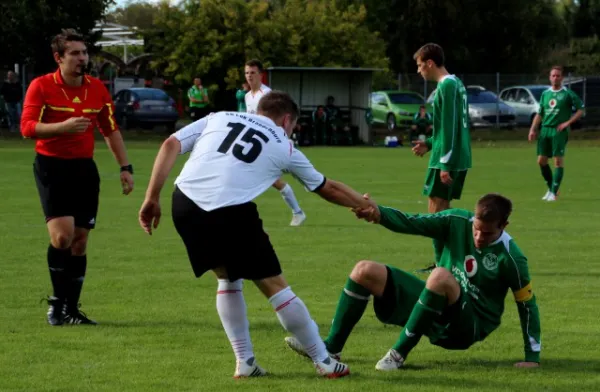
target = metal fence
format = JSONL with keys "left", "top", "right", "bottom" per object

{"left": 384, "top": 73, "right": 599, "bottom": 128}
{"left": 5, "top": 67, "right": 600, "bottom": 131}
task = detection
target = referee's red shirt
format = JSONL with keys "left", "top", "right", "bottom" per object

{"left": 21, "top": 69, "right": 118, "bottom": 159}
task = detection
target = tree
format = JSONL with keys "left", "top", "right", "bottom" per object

{"left": 0, "top": 0, "right": 114, "bottom": 73}
{"left": 339, "top": 0, "right": 566, "bottom": 74}
{"left": 147, "top": 0, "right": 388, "bottom": 108}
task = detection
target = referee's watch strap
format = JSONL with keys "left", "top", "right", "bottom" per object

{"left": 120, "top": 164, "right": 133, "bottom": 174}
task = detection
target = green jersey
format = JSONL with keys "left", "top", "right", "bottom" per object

{"left": 538, "top": 87, "right": 584, "bottom": 128}
{"left": 188, "top": 85, "right": 208, "bottom": 108}
{"left": 426, "top": 75, "right": 472, "bottom": 171}
{"left": 236, "top": 89, "right": 247, "bottom": 112}
{"left": 378, "top": 206, "right": 541, "bottom": 362}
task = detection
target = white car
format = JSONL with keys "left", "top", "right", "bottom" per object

{"left": 499, "top": 85, "right": 549, "bottom": 126}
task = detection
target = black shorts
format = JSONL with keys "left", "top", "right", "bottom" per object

{"left": 171, "top": 186, "right": 282, "bottom": 282}
{"left": 33, "top": 153, "right": 100, "bottom": 229}
{"left": 189, "top": 107, "right": 208, "bottom": 121}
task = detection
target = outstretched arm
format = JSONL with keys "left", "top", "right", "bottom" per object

{"left": 139, "top": 136, "right": 181, "bottom": 235}
{"left": 365, "top": 205, "right": 451, "bottom": 240}
{"left": 139, "top": 116, "right": 209, "bottom": 235}
{"left": 506, "top": 253, "right": 541, "bottom": 367}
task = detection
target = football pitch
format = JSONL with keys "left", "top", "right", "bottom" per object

{"left": 1, "top": 139, "right": 599, "bottom": 391}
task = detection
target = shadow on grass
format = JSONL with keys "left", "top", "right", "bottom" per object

{"left": 344, "top": 357, "right": 600, "bottom": 374}
{"left": 98, "top": 319, "right": 284, "bottom": 332}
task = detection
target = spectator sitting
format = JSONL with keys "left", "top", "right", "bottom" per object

{"left": 324, "top": 96, "right": 354, "bottom": 145}
{"left": 324, "top": 95, "right": 340, "bottom": 122}
{"left": 411, "top": 105, "right": 432, "bottom": 142}
{"left": 312, "top": 105, "right": 328, "bottom": 145}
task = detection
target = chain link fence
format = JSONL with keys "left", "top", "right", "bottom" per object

{"left": 385, "top": 73, "right": 598, "bottom": 128}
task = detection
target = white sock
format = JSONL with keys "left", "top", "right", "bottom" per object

{"left": 216, "top": 279, "right": 254, "bottom": 362}
{"left": 269, "top": 287, "right": 329, "bottom": 363}
{"left": 280, "top": 184, "right": 303, "bottom": 214}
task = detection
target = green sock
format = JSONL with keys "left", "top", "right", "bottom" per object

{"left": 324, "top": 278, "right": 371, "bottom": 353}
{"left": 540, "top": 164, "right": 553, "bottom": 190}
{"left": 392, "top": 288, "right": 447, "bottom": 358}
{"left": 551, "top": 167, "right": 564, "bottom": 194}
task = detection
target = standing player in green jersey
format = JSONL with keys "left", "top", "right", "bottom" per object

{"left": 529, "top": 66, "right": 584, "bottom": 202}
{"left": 411, "top": 43, "right": 472, "bottom": 271}
{"left": 284, "top": 193, "right": 541, "bottom": 370}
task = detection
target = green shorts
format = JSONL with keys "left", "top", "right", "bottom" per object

{"left": 422, "top": 168, "right": 468, "bottom": 201}
{"left": 537, "top": 126, "right": 568, "bottom": 158}
{"left": 373, "top": 265, "right": 486, "bottom": 350}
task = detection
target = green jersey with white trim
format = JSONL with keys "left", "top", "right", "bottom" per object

{"left": 378, "top": 206, "right": 541, "bottom": 362}
{"left": 426, "top": 75, "right": 472, "bottom": 171}
{"left": 538, "top": 87, "right": 584, "bottom": 128}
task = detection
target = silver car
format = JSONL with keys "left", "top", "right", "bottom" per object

{"left": 427, "top": 87, "right": 517, "bottom": 128}
{"left": 499, "top": 85, "right": 548, "bottom": 126}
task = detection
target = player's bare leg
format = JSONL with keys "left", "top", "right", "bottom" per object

{"left": 212, "top": 267, "right": 266, "bottom": 378}
{"left": 537, "top": 155, "right": 553, "bottom": 200}
{"left": 418, "top": 197, "right": 450, "bottom": 273}
{"left": 547, "top": 156, "right": 564, "bottom": 202}
{"left": 45, "top": 217, "right": 75, "bottom": 325}
{"left": 255, "top": 275, "right": 350, "bottom": 378}
{"left": 272, "top": 178, "right": 306, "bottom": 226}
{"left": 428, "top": 197, "right": 450, "bottom": 213}
{"left": 377, "top": 267, "right": 460, "bottom": 371}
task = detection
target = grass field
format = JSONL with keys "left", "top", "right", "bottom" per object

{"left": 1, "top": 139, "right": 600, "bottom": 391}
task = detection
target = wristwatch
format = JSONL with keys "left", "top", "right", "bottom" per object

{"left": 120, "top": 164, "right": 134, "bottom": 174}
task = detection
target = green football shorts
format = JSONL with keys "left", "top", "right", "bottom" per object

{"left": 373, "top": 265, "right": 486, "bottom": 350}
{"left": 537, "top": 126, "right": 568, "bottom": 158}
{"left": 422, "top": 168, "right": 468, "bottom": 201}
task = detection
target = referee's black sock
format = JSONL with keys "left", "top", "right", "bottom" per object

{"left": 66, "top": 255, "right": 87, "bottom": 312}
{"left": 47, "top": 245, "right": 71, "bottom": 301}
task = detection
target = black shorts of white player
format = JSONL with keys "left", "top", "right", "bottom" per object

{"left": 139, "top": 91, "right": 377, "bottom": 379}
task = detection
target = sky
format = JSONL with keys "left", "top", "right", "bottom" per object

{"left": 111, "top": 0, "right": 172, "bottom": 9}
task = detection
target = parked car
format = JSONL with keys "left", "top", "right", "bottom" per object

{"left": 113, "top": 88, "right": 179, "bottom": 131}
{"left": 466, "top": 85, "right": 486, "bottom": 91}
{"left": 500, "top": 84, "right": 585, "bottom": 128}
{"left": 427, "top": 87, "right": 517, "bottom": 128}
{"left": 499, "top": 85, "right": 548, "bottom": 126}
{"left": 370, "top": 90, "right": 432, "bottom": 131}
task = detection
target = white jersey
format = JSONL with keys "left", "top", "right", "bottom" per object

{"left": 244, "top": 84, "right": 272, "bottom": 114}
{"left": 173, "top": 112, "right": 325, "bottom": 211}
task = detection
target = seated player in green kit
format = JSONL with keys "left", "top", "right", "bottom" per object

{"left": 285, "top": 193, "right": 541, "bottom": 370}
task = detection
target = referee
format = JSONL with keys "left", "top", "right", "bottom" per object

{"left": 20, "top": 29, "right": 134, "bottom": 326}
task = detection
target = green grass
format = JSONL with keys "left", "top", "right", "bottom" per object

{"left": 1, "top": 140, "right": 600, "bottom": 391}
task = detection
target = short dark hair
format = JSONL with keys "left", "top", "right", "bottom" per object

{"left": 551, "top": 65, "right": 564, "bottom": 75}
{"left": 475, "top": 193, "right": 513, "bottom": 227}
{"left": 257, "top": 90, "right": 299, "bottom": 121}
{"left": 413, "top": 43, "right": 445, "bottom": 67}
{"left": 245, "top": 59, "right": 264, "bottom": 73}
{"left": 51, "top": 29, "right": 85, "bottom": 57}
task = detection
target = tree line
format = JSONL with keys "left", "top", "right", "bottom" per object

{"left": 3, "top": 0, "right": 600, "bottom": 84}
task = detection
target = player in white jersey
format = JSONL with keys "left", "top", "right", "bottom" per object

{"left": 244, "top": 59, "right": 307, "bottom": 227}
{"left": 139, "top": 91, "right": 377, "bottom": 379}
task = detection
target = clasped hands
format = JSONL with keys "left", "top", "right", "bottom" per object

{"left": 352, "top": 193, "right": 381, "bottom": 224}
